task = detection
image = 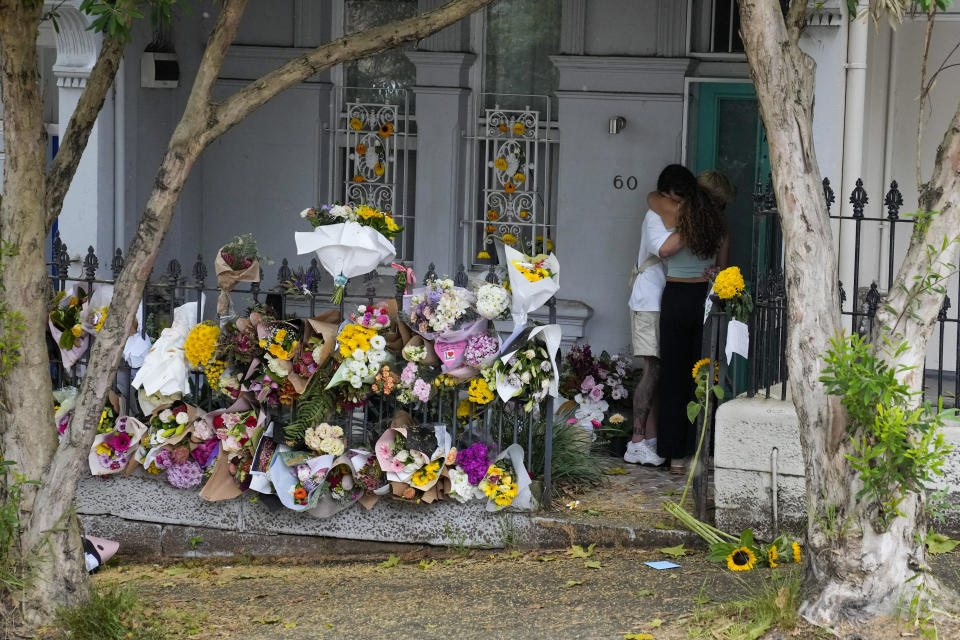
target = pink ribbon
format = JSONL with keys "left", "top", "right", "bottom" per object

{"left": 391, "top": 262, "right": 416, "bottom": 294}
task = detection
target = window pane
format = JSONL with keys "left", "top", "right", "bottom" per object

{"left": 344, "top": 0, "right": 418, "bottom": 106}
{"left": 483, "top": 0, "right": 560, "bottom": 114}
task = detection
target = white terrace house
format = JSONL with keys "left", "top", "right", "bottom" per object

{"left": 4, "top": 0, "right": 960, "bottom": 360}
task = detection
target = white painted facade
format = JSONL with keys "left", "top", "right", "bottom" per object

{"left": 11, "top": 0, "right": 960, "bottom": 358}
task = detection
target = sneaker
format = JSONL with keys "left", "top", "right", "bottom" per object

{"left": 637, "top": 439, "right": 666, "bottom": 466}
{"left": 623, "top": 440, "right": 647, "bottom": 464}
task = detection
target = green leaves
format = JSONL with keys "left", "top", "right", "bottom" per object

{"left": 567, "top": 543, "right": 596, "bottom": 558}
{"left": 659, "top": 544, "right": 687, "bottom": 558}
{"left": 924, "top": 531, "right": 959, "bottom": 554}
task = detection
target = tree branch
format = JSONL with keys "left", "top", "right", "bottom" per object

{"left": 786, "top": 0, "right": 807, "bottom": 44}
{"left": 916, "top": 2, "right": 937, "bottom": 192}
{"left": 44, "top": 21, "right": 129, "bottom": 234}
{"left": 206, "top": 0, "right": 495, "bottom": 143}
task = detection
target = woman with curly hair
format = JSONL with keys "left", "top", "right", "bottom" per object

{"left": 647, "top": 165, "right": 729, "bottom": 474}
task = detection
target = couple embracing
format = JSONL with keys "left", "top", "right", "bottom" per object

{"left": 625, "top": 165, "right": 733, "bottom": 473}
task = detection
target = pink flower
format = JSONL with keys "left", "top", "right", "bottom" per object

{"left": 566, "top": 418, "right": 578, "bottom": 424}
{"left": 223, "top": 436, "right": 242, "bottom": 453}
{"left": 588, "top": 385, "right": 604, "bottom": 402}
{"left": 107, "top": 432, "right": 132, "bottom": 453}
{"left": 413, "top": 379, "right": 431, "bottom": 402}
{"left": 377, "top": 443, "right": 390, "bottom": 457}
{"left": 591, "top": 419, "right": 602, "bottom": 429}
{"left": 376, "top": 315, "right": 389, "bottom": 326}
{"left": 581, "top": 375, "right": 596, "bottom": 392}
{"left": 389, "top": 458, "right": 405, "bottom": 473}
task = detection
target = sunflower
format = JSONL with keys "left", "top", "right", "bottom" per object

{"left": 355, "top": 143, "right": 367, "bottom": 155}
{"left": 691, "top": 358, "right": 711, "bottom": 379}
{"left": 513, "top": 172, "right": 526, "bottom": 183}
{"left": 349, "top": 117, "right": 363, "bottom": 131}
{"left": 494, "top": 157, "right": 508, "bottom": 172}
{"left": 504, "top": 182, "right": 516, "bottom": 194}
{"left": 353, "top": 175, "right": 366, "bottom": 183}
{"left": 726, "top": 547, "right": 756, "bottom": 572}
{"left": 792, "top": 541, "right": 802, "bottom": 563}
{"left": 486, "top": 209, "right": 499, "bottom": 221}
{"left": 374, "top": 162, "right": 385, "bottom": 176}
{"left": 767, "top": 545, "right": 778, "bottom": 568}
{"left": 501, "top": 233, "right": 517, "bottom": 245}
{"left": 378, "top": 122, "right": 394, "bottom": 138}
{"left": 512, "top": 122, "right": 525, "bottom": 136}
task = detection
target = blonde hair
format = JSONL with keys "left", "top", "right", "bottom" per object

{"left": 697, "top": 170, "right": 737, "bottom": 208}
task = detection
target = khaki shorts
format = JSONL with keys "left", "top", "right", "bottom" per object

{"left": 631, "top": 310, "right": 659, "bottom": 357}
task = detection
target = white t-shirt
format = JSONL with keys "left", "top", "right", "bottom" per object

{"left": 628, "top": 210, "right": 672, "bottom": 312}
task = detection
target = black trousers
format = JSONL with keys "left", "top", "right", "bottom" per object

{"left": 656, "top": 281, "right": 709, "bottom": 461}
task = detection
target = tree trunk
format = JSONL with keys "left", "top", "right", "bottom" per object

{"left": 0, "top": 2, "right": 90, "bottom": 622}
{"left": 739, "top": 0, "right": 959, "bottom": 626}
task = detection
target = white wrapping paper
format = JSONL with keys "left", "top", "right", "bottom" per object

{"left": 503, "top": 245, "right": 559, "bottom": 328}
{"left": 131, "top": 301, "right": 203, "bottom": 400}
{"left": 494, "top": 324, "right": 562, "bottom": 403}
{"left": 294, "top": 221, "right": 396, "bottom": 283}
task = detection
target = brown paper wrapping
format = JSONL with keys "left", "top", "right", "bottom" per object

{"left": 215, "top": 251, "right": 260, "bottom": 315}
{"left": 289, "top": 310, "right": 340, "bottom": 394}
{"left": 357, "top": 492, "right": 380, "bottom": 510}
{"left": 147, "top": 403, "right": 202, "bottom": 446}
{"left": 199, "top": 449, "right": 245, "bottom": 502}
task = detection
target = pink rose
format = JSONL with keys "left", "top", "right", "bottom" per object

{"left": 580, "top": 375, "right": 596, "bottom": 392}
{"left": 589, "top": 385, "right": 604, "bottom": 402}
{"left": 376, "top": 315, "right": 389, "bottom": 326}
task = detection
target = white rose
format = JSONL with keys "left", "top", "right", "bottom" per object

{"left": 370, "top": 335, "right": 386, "bottom": 350}
{"left": 350, "top": 375, "right": 362, "bottom": 388}
{"left": 299, "top": 208, "right": 312, "bottom": 218}
{"left": 175, "top": 412, "right": 189, "bottom": 425}
{"left": 520, "top": 371, "right": 531, "bottom": 384}
{"left": 358, "top": 305, "right": 367, "bottom": 313}
{"left": 524, "top": 349, "right": 536, "bottom": 360}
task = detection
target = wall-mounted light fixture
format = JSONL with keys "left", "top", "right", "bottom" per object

{"left": 608, "top": 116, "right": 626, "bottom": 135}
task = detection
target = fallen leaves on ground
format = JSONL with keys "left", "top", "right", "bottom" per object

{"left": 567, "top": 543, "right": 597, "bottom": 558}
{"left": 659, "top": 544, "right": 687, "bottom": 558}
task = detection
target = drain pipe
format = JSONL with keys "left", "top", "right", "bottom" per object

{"left": 770, "top": 447, "right": 779, "bottom": 536}
{"left": 838, "top": 2, "right": 869, "bottom": 301}
{"left": 113, "top": 59, "right": 126, "bottom": 252}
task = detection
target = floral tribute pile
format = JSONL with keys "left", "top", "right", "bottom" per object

{"left": 51, "top": 228, "right": 567, "bottom": 517}
{"left": 558, "top": 345, "right": 636, "bottom": 439}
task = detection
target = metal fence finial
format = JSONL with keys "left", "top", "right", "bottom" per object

{"left": 307, "top": 258, "right": 321, "bottom": 292}
{"left": 454, "top": 264, "right": 468, "bottom": 288}
{"left": 838, "top": 280, "right": 847, "bottom": 305}
{"left": 83, "top": 246, "right": 99, "bottom": 280}
{"left": 850, "top": 178, "right": 868, "bottom": 218}
{"left": 424, "top": 262, "right": 437, "bottom": 283}
{"left": 165, "top": 259, "right": 182, "bottom": 286}
{"left": 939, "top": 295, "right": 951, "bottom": 322}
{"left": 884, "top": 181, "right": 903, "bottom": 220}
{"left": 192, "top": 254, "right": 207, "bottom": 284}
{"left": 111, "top": 248, "right": 125, "bottom": 279}
{"left": 277, "top": 258, "right": 292, "bottom": 285}
{"left": 865, "top": 283, "right": 881, "bottom": 316}
{"left": 823, "top": 177, "right": 836, "bottom": 212}
{"left": 485, "top": 263, "right": 500, "bottom": 284}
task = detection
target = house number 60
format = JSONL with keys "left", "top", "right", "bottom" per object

{"left": 613, "top": 175, "right": 639, "bottom": 190}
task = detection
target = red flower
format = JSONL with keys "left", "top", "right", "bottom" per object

{"left": 214, "top": 415, "right": 225, "bottom": 428}
{"left": 245, "top": 415, "right": 257, "bottom": 427}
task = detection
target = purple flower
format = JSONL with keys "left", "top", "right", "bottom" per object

{"left": 427, "top": 290, "right": 442, "bottom": 304}
{"left": 455, "top": 442, "right": 493, "bottom": 485}
{"left": 580, "top": 375, "right": 596, "bottom": 392}
{"left": 154, "top": 448, "right": 173, "bottom": 470}
{"left": 191, "top": 439, "right": 219, "bottom": 468}
{"left": 167, "top": 460, "right": 203, "bottom": 489}
{"left": 463, "top": 334, "right": 499, "bottom": 367}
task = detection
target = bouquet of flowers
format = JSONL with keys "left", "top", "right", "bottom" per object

{"left": 479, "top": 443, "right": 534, "bottom": 512}
{"left": 353, "top": 451, "right": 389, "bottom": 500}
{"left": 493, "top": 325, "right": 561, "bottom": 412}
{"left": 198, "top": 396, "right": 267, "bottom": 501}
{"left": 375, "top": 430, "right": 427, "bottom": 481}
{"left": 80, "top": 283, "right": 113, "bottom": 336}
{"left": 326, "top": 323, "right": 388, "bottom": 390}
{"left": 184, "top": 322, "right": 222, "bottom": 392}
{"left": 53, "top": 386, "right": 77, "bottom": 437}
{"left": 48, "top": 285, "right": 89, "bottom": 372}
{"left": 258, "top": 322, "right": 299, "bottom": 360}
{"left": 475, "top": 282, "right": 511, "bottom": 320}
{"left": 467, "top": 377, "right": 496, "bottom": 405}
{"left": 303, "top": 422, "right": 346, "bottom": 457}
{"left": 503, "top": 244, "right": 559, "bottom": 328}
{"left": 405, "top": 279, "right": 479, "bottom": 338}
{"left": 396, "top": 362, "right": 433, "bottom": 405}
{"left": 559, "top": 345, "right": 633, "bottom": 435}
{"left": 351, "top": 304, "right": 391, "bottom": 330}
{"left": 463, "top": 333, "right": 500, "bottom": 368}
{"left": 288, "top": 311, "right": 339, "bottom": 394}
{"left": 145, "top": 402, "right": 197, "bottom": 448}
{"left": 446, "top": 441, "right": 493, "bottom": 502}
{"left": 89, "top": 416, "right": 148, "bottom": 476}
{"left": 401, "top": 343, "right": 427, "bottom": 363}
{"left": 142, "top": 445, "right": 206, "bottom": 489}
{"left": 712, "top": 266, "right": 753, "bottom": 323}
{"left": 132, "top": 301, "right": 201, "bottom": 413}
{"left": 215, "top": 233, "right": 261, "bottom": 315}
{"left": 295, "top": 204, "right": 401, "bottom": 303}
{"left": 267, "top": 446, "right": 332, "bottom": 511}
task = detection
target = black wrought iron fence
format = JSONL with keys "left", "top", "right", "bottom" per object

{"left": 46, "top": 235, "right": 557, "bottom": 505}
{"left": 747, "top": 176, "right": 959, "bottom": 406}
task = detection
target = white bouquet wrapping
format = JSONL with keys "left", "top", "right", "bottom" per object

{"left": 131, "top": 301, "right": 202, "bottom": 406}
{"left": 494, "top": 324, "right": 562, "bottom": 407}
{"left": 482, "top": 443, "right": 536, "bottom": 512}
{"left": 503, "top": 244, "right": 559, "bottom": 328}
{"left": 294, "top": 221, "right": 396, "bottom": 303}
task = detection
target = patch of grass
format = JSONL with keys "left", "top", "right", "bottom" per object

{"left": 523, "top": 409, "right": 604, "bottom": 491}
{"left": 685, "top": 568, "right": 803, "bottom": 639}
{"left": 54, "top": 584, "right": 166, "bottom": 640}
{"left": 444, "top": 522, "right": 472, "bottom": 557}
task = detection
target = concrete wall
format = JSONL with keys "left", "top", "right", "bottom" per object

{"left": 715, "top": 393, "right": 960, "bottom": 540}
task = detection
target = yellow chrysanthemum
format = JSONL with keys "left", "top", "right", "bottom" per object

{"left": 96, "top": 442, "right": 112, "bottom": 456}
{"left": 184, "top": 323, "right": 220, "bottom": 369}
{"left": 457, "top": 399, "right": 471, "bottom": 420}
{"left": 268, "top": 343, "right": 290, "bottom": 360}
{"left": 274, "top": 328, "right": 287, "bottom": 342}
{"left": 338, "top": 324, "right": 376, "bottom": 358}
{"left": 93, "top": 307, "right": 108, "bottom": 332}
{"left": 502, "top": 233, "right": 517, "bottom": 246}
{"left": 384, "top": 215, "right": 400, "bottom": 232}
{"left": 349, "top": 117, "right": 363, "bottom": 131}
{"left": 70, "top": 325, "right": 84, "bottom": 338}
{"left": 691, "top": 358, "right": 711, "bottom": 380}
{"left": 726, "top": 547, "right": 756, "bottom": 572}
{"left": 486, "top": 210, "right": 499, "bottom": 221}
{"left": 494, "top": 157, "right": 508, "bottom": 172}
{"left": 468, "top": 378, "right": 494, "bottom": 405}
{"left": 714, "top": 266, "right": 746, "bottom": 300}
{"left": 512, "top": 122, "right": 525, "bottom": 136}
{"left": 792, "top": 541, "right": 802, "bottom": 563}
{"left": 513, "top": 172, "right": 526, "bottom": 183}
{"left": 356, "top": 205, "right": 381, "bottom": 220}
{"left": 204, "top": 359, "right": 225, "bottom": 391}
{"left": 767, "top": 545, "right": 778, "bottom": 568}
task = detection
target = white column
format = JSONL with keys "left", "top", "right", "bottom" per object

{"left": 52, "top": 6, "right": 114, "bottom": 272}
{"left": 406, "top": 51, "right": 475, "bottom": 279}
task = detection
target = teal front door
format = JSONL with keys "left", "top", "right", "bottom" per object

{"left": 691, "top": 81, "right": 770, "bottom": 393}
{"left": 692, "top": 82, "right": 769, "bottom": 283}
